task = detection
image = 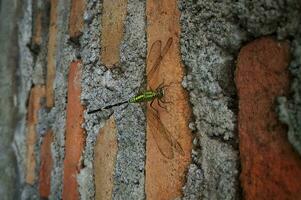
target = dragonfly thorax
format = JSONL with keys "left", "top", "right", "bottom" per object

{"left": 129, "top": 88, "right": 164, "bottom": 104}
{"left": 156, "top": 87, "right": 164, "bottom": 99}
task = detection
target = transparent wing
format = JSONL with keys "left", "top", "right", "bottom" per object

{"left": 147, "top": 40, "right": 162, "bottom": 83}
{"left": 147, "top": 37, "right": 173, "bottom": 84}
{"left": 147, "top": 105, "right": 184, "bottom": 159}
{"left": 161, "top": 37, "right": 173, "bottom": 58}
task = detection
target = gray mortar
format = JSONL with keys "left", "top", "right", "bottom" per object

{"left": 277, "top": 29, "right": 301, "bottom": 155}
{"left": 179, "top": 1, "right": 243, "bottom": 199}
{"left": 80, "top": 0, "right": 146, "bottom": 199}
{"left": 178, "top": 0, "right": 301, "bottom": 199}
{"left": 233, "top": 0, "right": 301, "bottom": 39}
{"left": 78, "top": 1, "right": 104, "bottom": 199}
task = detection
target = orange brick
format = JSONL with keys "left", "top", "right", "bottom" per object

{"left": 69, "top": 0, "right": 85, "bottom": 39}
{"left": 100, "top": 0, "right": 127, "bottom": 68}
{"left": 39, "top": 130, "right": 53, "bottom": 198}
{"left": 63, "top": 61, "right": 85, "bottom": 200}
{"left": 235, "top": 37, "right": 301, "bottom": 199}
{"left": 46, "top": 0, "right": 58, "bottom": 108}
{"left": 145, "top": 1, "right": 192, "bottom": 199}
{"left": 26, "top": 85, "right": 46, "bottom": 184}
{"left": 94, "top": 116, "right": 118, "bottom": 200}
{"left": 32, "top": 11, "right": 42, "bottom": 47}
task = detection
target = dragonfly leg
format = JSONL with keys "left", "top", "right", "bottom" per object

{"left": 160, "top": 97, "right": 174, "bottom": 104}
{"left": 157, "top": 98, "right": 168, "bottom": 111}
{"left": 156, "top": 81, "right": 165, "bottom": 90}
{"left": 155, "top": 80, "right": 178, "bottom": 94}
{"left": 163, "top": 81, "right": 182, "bottom": 90}
{"left": 150, "top": 99, "right": 159, "bottom": 115}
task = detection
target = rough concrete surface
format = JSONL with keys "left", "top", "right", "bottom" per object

{"left": 179, "top": 0, "right": 301, "bottom": 199}
{"left": 80, "top": 0, "right": 146, "bottom": 199}
{"left": 179, "top": 1, "right": 243, "bottom": 199}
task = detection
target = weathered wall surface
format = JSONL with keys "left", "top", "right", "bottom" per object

{"left": 0, "top": 1, "right": 20, "bottom": 199}
{"left": 179, "top": 1, "right": 301, "bottom": 199}
{"left": 0, "top": 0, "right": 300, "bottom": 200}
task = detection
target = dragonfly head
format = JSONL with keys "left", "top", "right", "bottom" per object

{"left": 155, "top": 81, "right": 178, "bottom": 100}
{"left": 156, "top": 86, "right": 165, "bottom": 99}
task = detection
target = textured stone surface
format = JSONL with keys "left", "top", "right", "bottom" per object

{"left": 94, "top": 116, "right": 118, "bottom": 200}
{"left": 236, "top": 37, "right": 301, "bottom": 199}
{"left": 179, "top": 1, "right": 301, "bottom": 199}
{"left": 179, "top": 1, "right": 242, "bottom": 199}
{"left": 80, "top": 0, "right": 146, "bottom": 199}
{"left": 145, "top": 0, "right": 192, "bottom": 199}
{"left": 63, "top": 61, "right": 85, "bottom": 200}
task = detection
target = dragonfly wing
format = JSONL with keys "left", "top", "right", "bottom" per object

{"left": 147, "top": 40, "right": 162, "bottom": 84}
{"left": 147, "top": 38, "right": 173, "bottom": 86}
{"left": 170, "top": 132, "right": 185, "bottom": 156}
{"left": 148, "top": 106, "right": 174, "bottom": 159}
{"left": 161, "top": 37, "right": 173, "bottom": 58}
{"left": 147, "top": 106, "right": 184, "bottom": 159}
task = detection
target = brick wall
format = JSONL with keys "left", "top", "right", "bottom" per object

{"left": 1, "top": 0, "right": 300, "bottom": 199}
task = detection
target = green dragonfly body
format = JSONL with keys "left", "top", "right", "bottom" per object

{"left": 87, "top": 84, "right": 165, "bottom": 114}
{"left": 129, "top": 90, "right": 163, "bottom": 103}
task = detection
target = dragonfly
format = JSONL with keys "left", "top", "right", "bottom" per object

{"left": 88, "top": 37, "right": 184, "bottom": 159}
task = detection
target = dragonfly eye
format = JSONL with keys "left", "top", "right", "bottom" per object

{"left": 161, "top": 88, "right": 165, "bottom": 96}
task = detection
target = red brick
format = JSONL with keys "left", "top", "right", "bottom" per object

{"left": 94, "top": 116, "right": 118, "bottom": 200}
{"left": 63, "top": 61, "right": 85, "bottom": 200}
{"left": 235, "top": 37, "right": 301, "bottom": 199}
{"left": 100, "top": 0, "right": 127, "bottom": 68}
{"left": 39, "top": 130, "right": 53, "bottom": 198}
{"left": 26, "top": 85, "right": 46, "bottom": 184}
{"left": 69, "top": 0, "right": 85, "bottom": 39}
{"left": 145, "top": 1, "right": 192, "bottom": 199}
{"left": 46, "top": 0, "right": 58, "bottom": 108}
